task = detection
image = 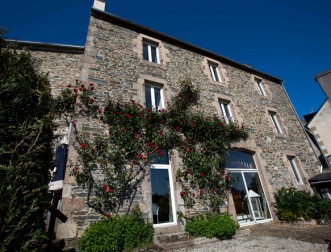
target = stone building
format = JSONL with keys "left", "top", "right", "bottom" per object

{"left": 302, "top": 69, "right": 331, "bottom": 200}
{"left": 11, "top": 0, "right": 321, "bottom": 241}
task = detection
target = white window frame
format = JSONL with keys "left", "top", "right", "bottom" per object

{"left": 288, "top": 156, "right": 303, "bottom": 184}
{"left": 145, "top": 83, "right": 164, "bottom": 110}
{"left": 220, "top": 101, "right": 233, "bottom": 124}
{"left": 209, "top": 63, "right": 221, "bottom": 82}
{"left": 256, "top": 79, "right": 266, "bottom": 96}
{"left": 143, "top": 41, "right": 159, "bottom": 63}
{"left": 269, "top": 112, "right": 282, "bottom": 133}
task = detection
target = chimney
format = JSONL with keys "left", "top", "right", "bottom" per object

{"left": 93, "top": 0, "right": 106, "bottom": 11}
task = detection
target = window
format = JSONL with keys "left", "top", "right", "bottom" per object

{"left": 145, "top": 83, "right": 164, "bottom": 110}
{"left": 269, "top": 111, "right": 282, "bottom": 133}
{"left": 143, "top": 41, "right": 159, "bottom": 63}
{"left": 288, "top": 156, "right": 303, "bottom": 184}
{"left": 209, "top": 63, "right": 221, "bottom": 82}
{"left": 219, "top": 100, "right": 233, "bottom": 124}
{"left": 256, "top": 79, "right": 266, "bottom": 96}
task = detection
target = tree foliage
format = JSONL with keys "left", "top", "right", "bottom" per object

{"left": 0, "top": 47, "right": 54, "bottom": 251}
{"left": 62, "top": 80, "right": 248, "bottom": 217}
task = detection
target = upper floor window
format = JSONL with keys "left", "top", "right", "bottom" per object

{"left": 288, "top": 156, "right": 303, "bottom": 184}
{"left": 256, "top": 78, "right": 266, "bottom": 96}
{"left": 145, "top": 83, "right": 164, "bottom": 110}
{"left": 269, "top": 111, "right": 282, "bottom": 133}
{"left": 209, "top": 63, "right": 221, "bottom": 82}
{"left": 219, "top": 100, "right": 233, "bottom": 124}
{"left": 143, "top": 41, "right": 159, "bottom": 63}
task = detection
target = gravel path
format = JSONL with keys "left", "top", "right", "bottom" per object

{"left": 174, "top": 235, "right": 328, "bottom": 252}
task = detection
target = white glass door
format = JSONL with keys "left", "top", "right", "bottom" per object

{"left": 150, "top": 150, "right": 176, "bottom": 226}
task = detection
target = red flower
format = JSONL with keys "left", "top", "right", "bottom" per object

{"left": 175, "top": 126, "right": 180, "bottom": 131}
{"left": 184, "top": 146, "right": 188, "bottom": 150}
{"left": 200, "top": 172, "right": 204, "bottom": 177}
{"left": 89, "top": 98, "right": 94, "bottom": 103}
{"left": 125, "top": 114, "right": 131, "bottom": 118}
{"left": 106, "top": 213, "right": 111, "bottom": 218}
{"left": 180, "top": 191, "right": 185, "bottom": 197}
{"left": 74, "top": 166, "right": 79, "bottom": 171}
{"left": 66, "top": 84, "right": 71, "bottom": 88}
{"left": 80, "top": 143, "right": 86, "bottom": 149}
{"left": 103, "top": 185, "right": 108, "bottom": 191}
{"left": 138, "top": 113, "right": 142, "bottom": 117}
{"left": 89, "top": 83, "right": 94, "bottom": 86}
{"left": 220, "top": 123, "right": 225, "bottom": 127}
{"left": 91, "top": 147, "right": 95, "bottom": 151}
{"left": 139, "top": 153, "right": 145, "bottom": 159}
{"left": 73, "top": 88, "right": 78, "bottom": 93}
{"left": 192, "top": 122, "right": 196, "bottom": 127}
{"left": 226, "top": 175, "right": 230, "bottom": 181}
{"left": 182, "top": 119, "right": 186, "bottom": 123}
{"left": 83, "top": 87, "right": 87, "bottom": 92}
{"left": 189, "top": 149, "right": 193, "bottom": 154}
{"left": 131, "top": 100, "right": 136, "bottom": 104}
{"left": 108, "top": 188, "right": 113, "bottom": 193}
{"left": 199, "top": 189, "right": 204, "bottom": 194}
{"left": 192, "top": 193, "right": 196, "bottom": 197}
{"left": 98, "top": 109, "right": 103, "bottom": 115}
{"left": 81, "top": 84, "right": 85, "bottom": 88}
{"left": 158, "top": 131, "right": 164, "bottom": 135}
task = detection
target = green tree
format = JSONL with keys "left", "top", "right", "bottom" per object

{"left": 0, "top": 45, "right": 54, "bottom": 251}
{"left": 60, "top": 80, "right": 248, "bottom": 217}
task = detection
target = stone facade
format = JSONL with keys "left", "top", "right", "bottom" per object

{"left": 19, "top": 7, "right": 320, "bottom": 239}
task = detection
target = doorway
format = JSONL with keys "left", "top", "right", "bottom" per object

{"left": 226, "top": 150, "right": 272, "bottom": 225}
{"left": 150, "top": 150, "right": 176, "bottom": 226}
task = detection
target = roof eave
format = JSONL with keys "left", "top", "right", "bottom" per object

{"left": 4, "top": 39, "right": 85, "bottom": 54}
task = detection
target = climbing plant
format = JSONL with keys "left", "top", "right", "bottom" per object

{"left": 59, "top": 80, "right": 248, "bottom": 217}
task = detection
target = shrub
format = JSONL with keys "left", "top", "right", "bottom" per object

{"left": 0, "top": 46, "right": 54, "bottom": 250}
{"left": 273, "top": 187, "right": 331, "bottom": 222}
{"left": 78, "top": 207, "right": 154, "bottom": 252}
{"left": 185, "top": 213, "right": 237, "bottom": 239}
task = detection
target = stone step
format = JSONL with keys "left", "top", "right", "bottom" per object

{"left": 156, "top": 232, "right": 190, "bottom": 243}
{"left": 162, "top": 239, "right": 195, "bottom": 251}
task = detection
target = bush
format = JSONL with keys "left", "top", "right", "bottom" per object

{"left": 185, "top": 213, "right": 237, "bottom": 239}
{"left": 0, "top": 46, "right": 54, "bottom": 250}
{"left": 273, "top": 187, "right": 331, "bottom": 222}
{"left": 78, "top": 207, "right": 154, "bottom": 252}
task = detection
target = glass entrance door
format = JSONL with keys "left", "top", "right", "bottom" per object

{"left": 231, "top": 171, "right": 271, "bottom": 224}
{"left": 150, "top": 150, "right": 176, "bottom": 226}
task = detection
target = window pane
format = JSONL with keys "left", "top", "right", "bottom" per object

{"left": 151, "top": 45, "right": 158, "bottom": 63}
{"left": 244, "top": 172, "right": 272, "bottom": 220}
{"left": 225, "top": 150, "right": 256, "bottom": 169}
{"left": 213, "top": 66, "right": 220, "bottom": 82}
{"left": 154, "top": 87, "right": 162, "bottom": 110}
{"left": 150, "top": 149, "right": 169, "bottom": 165}
{"left": 289, "top": 158, "right": 302, "bottom": 184}
{"left": 145, "top": 85, "right": 152, "bottom": 109}
{"left": 151, "top": 169, "right": 173, "bottom": 224}
{"left": 143, "top": 43, "right": 149, "bottom": 61}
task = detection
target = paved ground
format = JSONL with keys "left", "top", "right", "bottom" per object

{"left": 248, "top": 221, "right": 331, "bottom": 244}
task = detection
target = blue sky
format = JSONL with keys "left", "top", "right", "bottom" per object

{"left": 1, "top": 0, "right": 330, "bottom": 117}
